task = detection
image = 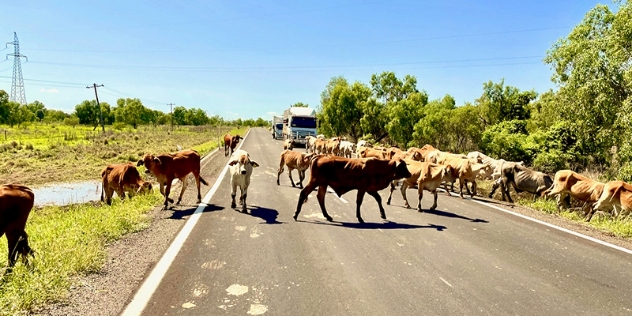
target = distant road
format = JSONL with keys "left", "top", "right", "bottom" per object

{"left": 123, "top": 127, "right": 632, "bottom": 316}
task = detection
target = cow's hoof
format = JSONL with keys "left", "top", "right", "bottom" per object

{"left": 167, "top": 198, "right": 175, "bottom": 203}
{"left": 196, "top": 199, "right": 202, "bottom": 204}
{"left": 386, "top": 200, "right": 391, "bottom": 205}
{"left": 404, "top": 204, "right": 410, "bottom": 209}
{"left": 293, "top": 214, "right": 298, "bottom": 221}
{"left": 231, "top": 202, "right": 237, "bottom": 208}
{"left": 357, "top": 218, "right": 364, "bottom": 223}
{"left": 418, "top": 208, "right": 424, "bottom": 213}
{"left": 241, "top": 208, "right": 248, "bottom": 213}
{"left": 276, "top": 181, "right": 280, "bottom": 186}
{"left": 291, "top": 184, "right": 296, "bottom": 187}
{"left": 176, "top": 199, "right": 182, "bottom": 205}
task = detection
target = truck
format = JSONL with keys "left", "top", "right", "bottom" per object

{"left": 272, "top": 115, "right": 283, "bottom": 139}
{"left": 282, "top": 107, "right": 317, "bottom": 145}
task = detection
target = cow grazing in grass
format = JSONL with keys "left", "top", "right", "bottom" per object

{"left": 138, "top": 149, "right": 208, "bottom": 209}
{"left": 387, "top": 160, "right": 455, "bottom": 211}
{"left": 277, "top": 150, "right": 313, "bottom": 188}
{"left": 101, "top": 163, "right": 153, "bottom": 205}
{"left": 229, "top": 149, "right": 259, "bottom": 212}
{"left": 0, "top": 184, "right": 35, "bottom": 269}
{"left": 294, "top": 156, "right": 411, "bottom": 223}
{"left": 546, "top": 170, "right": 605, "bottom": 221}
{"left": 223, "top": 134, "right": 242, "bottom": 157}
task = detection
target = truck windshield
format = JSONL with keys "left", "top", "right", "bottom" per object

{"left": 291, "top": 117, "right": 316, "bottom": 128}
{"left": 275, "top": 124, "right": 283, "bottom": 130}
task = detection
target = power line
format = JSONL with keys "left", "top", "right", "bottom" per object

{"left": 0, "top": 75, "right": 86, "bottom": 86}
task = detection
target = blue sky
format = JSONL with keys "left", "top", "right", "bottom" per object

{"left": 0, "top": 0, "right": 605, "bottom": 120}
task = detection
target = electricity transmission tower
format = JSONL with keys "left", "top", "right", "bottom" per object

{"left": 6, "top": 32, "right": 28, "bottom": 105}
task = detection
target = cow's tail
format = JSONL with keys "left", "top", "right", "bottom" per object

{"left": 278, "top": 152, "right": 286, "bottom": 174}
{"left": 200, "top": 176, "right": 209, "bottom": 186}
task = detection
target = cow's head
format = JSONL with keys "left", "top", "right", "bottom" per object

{"left": 442, "top": 165, "right": 456, "bottom": 182}
{"left": 393, "top": 159, "right": 411, "bottom": 179}
{"left": 232, "top": 135, "right": 242, "bottom": 144}
{"left": 137, "top": 181, "right": 153, "bottom": 195}
{"left": 229, "top": 153, "right": 259, "bottom": 175}
{"left": 138, "top": 154, "right": 161, "bottom": 174}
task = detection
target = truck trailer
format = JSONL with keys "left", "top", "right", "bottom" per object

{"left": 272, "top": 115, "right": 283, "bottom": 139}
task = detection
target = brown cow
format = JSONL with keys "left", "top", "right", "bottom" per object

{"left": 294, "top": 156, "right": 411, "bottom": 223}
{"left": 546, "top": 170, "right": 605, "bottom": 221}
{"left": 387, "top": 160, "right": 455, "bottom": 211}
{"left": 138, "top": 149, "right": 208, "bottom": 209}
{"left": 277, "top": 150, "right": 313, "bottom": 188}
{"left": 101, "top": 163, "right": 153, "bottom": 205}
{"left": 0, "top": 184, "right": 35, "bottom": 269}
{"left": 440, "top": 156, "right": 477, "bottom": 198}
{"left": 223, "top": 134, "right": 242, "bottom": 157}
{"left": 359, "top": 147, "right": 388, "bottom": 159}
{"left": 593, "top": 181, "right": 632, "bottom": 220}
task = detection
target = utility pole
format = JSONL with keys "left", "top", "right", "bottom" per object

{"left": 6, "top": 32, "right": 28, "bottom": 105}
{"left": 87, "top": 83, "right": 105, "bottom": 132}
{"left": 167, "top": 103, "right": 175, "bottom": 131}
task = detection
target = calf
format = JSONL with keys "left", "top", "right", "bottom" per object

{"left": 224, "top": 134, "right": 242, "bottom": 157}
{"left": 294, "top": 156, "right": 411, "bottom": 223}
{"left": 0, "top": 184, "right": 35, "bottom": 269}
{"left": 283, "top": 139, "right": 294, "bottom": 151}
{"left": 387, "top": 160, "right": 454, "bottom": 211}
{"left": 229, "top": 149, "right": 260, "bottom": 212}
{"left": 339, "top": 141, "right": 356, "bottom": 158}
{"left": 546, "top": 170, "right": 605, "bottom": 221}
{"left": 277, "top": 150, "right": 313, "bottom": 188}
{"left": 101, "top": 163, "right": 153, "bottom": 205}
{"left": 138, "top": 149, "right": 208, "bottom": 209}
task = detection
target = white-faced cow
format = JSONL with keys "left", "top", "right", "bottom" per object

{"left": 229, "top": 149, "right": 259, "bottom": 212}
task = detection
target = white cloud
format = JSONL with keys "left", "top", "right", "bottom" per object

{"left": 39, "top": 88, "right": 59, "bottom": 93}
{"left": 266, "top": 111, "right": 278, "bottom": 116}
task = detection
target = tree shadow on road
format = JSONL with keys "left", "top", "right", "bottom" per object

{"left": 422, "top": 208, "right": 489, "bottom": 223}
{"left": 300, "top": 219, "right": 446, "bottom": 231}
{"left": 168, "top": 204, "right": 225, "bottom": 220}
{"left": 238, "top": 205, "right": 283, "bottom": 224}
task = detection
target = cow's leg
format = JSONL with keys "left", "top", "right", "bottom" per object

{"left": 355, "top": 190, "right": 366, "bottom": 223}
{"left": 458, "top": 179, "right": 465, "bottom": 199}
{"left": 443, "top": 181, "right": 452, "bottom": 196}
{"left": 386, "top": 181, "right": 395, "bottom": 205}
{"left": 401, "top": 182, "right": 411, "bottom": 208}
{"left": 241, "top": 185, "right": 248, "bottom": 212}
{"left": 463, "top": 179, "right": 473, "bottom": 197}
{"left": 231, "top": 179, "right": 238, "bottom": 208}
{"left": 298, "top": 170, "right": 305, "bottom": 188}
{"left": 489, "top": 180, "right": 500, "bottom": 198}
{"left": 105, "top": 185, "right": 114, "bottom": 205}
{"left": 288, "top": 168, "right": 296, "bottom": 187}
{"left": 6, "top": 230, "right": 19, "bottom": 267}
{"left": 470, "top": 181, "right": 477, "bottom": 197}
{"left": 116, "top": 186, "right": 126, "bottom": 201}
{"left": 316, "top": 185, "right": 333, "bottom": 222}
{"left": 177, "top": 176, "right": 188, "bottom": 204}
{"left": 430, "top": 190, "right": 439, "bottom": 211}
{"left": 368, "top": 191, "right": 387, "bottom": 220}
{"left": 276, "top": 161, "right": 284, "bottom": 186}
{"left": 502, "top": 179, "right": 514, "bottom": 203}
{"left": 294, "top": 181, "right": 318, "bottom": 221}
{"left": 163, "top": 179, "right": 174, "bottom": 209}
{"left": 417, "top": 185, "right": 424, "bottom": 212}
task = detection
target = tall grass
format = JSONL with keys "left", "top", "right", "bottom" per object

{"left": 0, "top": 192, "right": 163, "bottom": 314}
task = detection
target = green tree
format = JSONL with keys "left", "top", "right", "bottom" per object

{"left": 26, "top": 101, "right": 46, "bottom": 122}
{"left": 386, "top": 91, "right": 428, "bottom": 147}
{"left": 412, "top": 95, "right": 456, "bottom": 150}
{"left": 544, "top": 1, "right": 631, "bottom": 165}
{"left": 173, "top": 106, "right": 187, "bottom": 125}
{"left": 370, "top": 71, "right": 418, "bottom": 103}
{"left": 114, "top": 98, "right": 145, "bottom": 128}
{"left": 319, "top": 77, "right": 367, "bottom": 140}
{"left": 476, "top": 79, "right": 537, "bottom": 128}
{"left": 291, "top": 102, "right": 309, "bottom": 107}
{"left": 186, "top": 108, "right": 210, "bottom": 125}
{"left": 74, "top": 100, "right": 100, "bottom": 127}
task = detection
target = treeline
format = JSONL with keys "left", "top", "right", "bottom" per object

{"left": 317, "top": 1, "right": 632, "bottom": 180}
{"left": 0, "top": 91, "right": 268, "bottom": 128}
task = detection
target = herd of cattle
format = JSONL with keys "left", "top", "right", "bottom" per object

{"left": 2, "top": 130, "right": 632, "bottom": 270}
{"left": 280, "top": 135, "right": 632, "bottom": 224}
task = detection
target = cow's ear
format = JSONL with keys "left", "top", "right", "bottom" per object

{"left": 250, "top": 161, "right": 259, "bottom": 168}
{"left": 153, "top": 157, "right": 162, "bottom": 165}
{"left": 137, "top": 160, "right": 144, "bottom": 166}
{"left": 228, "top": 160, "right": 238, "bottom": 166}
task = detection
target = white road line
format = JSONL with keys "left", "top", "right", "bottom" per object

{"left": 120, "top": 129, "right": 251, "bottom": 316}
{"left": 441, "top": 189, "right": 632, "bottom": 256}
{"left": 439, "top": 277, "right": 453, "bottom": 288}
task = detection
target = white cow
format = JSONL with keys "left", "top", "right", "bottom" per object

{"left": 339, "top": 141, "right": 357, "bottom": 158}
{"left": 228, "top": 149, "right": 259, "bottom": 212}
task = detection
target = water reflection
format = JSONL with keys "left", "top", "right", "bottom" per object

{"left": 32, "top": 181, "right": 102, "bottom": 206}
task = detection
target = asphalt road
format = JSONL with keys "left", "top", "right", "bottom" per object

{"left": 124, "top": 128, "right": 632, "bottom": 316}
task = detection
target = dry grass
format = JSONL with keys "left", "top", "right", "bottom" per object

{"left": 0, "top": 124, "right": 244, "bottom": 186}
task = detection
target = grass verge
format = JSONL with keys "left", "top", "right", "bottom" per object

{"left": 476, "top": 179, "right": 632, "bottom": 239}
{"left": 0, "top": 191, "right": 163, "bottom": 314}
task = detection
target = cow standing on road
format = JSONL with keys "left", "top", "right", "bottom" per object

{"left": 546, "top": 170, "right": 605, "bottom": 221}
{"left": 387, "top": 160, "right": 455, "bottom": 212}
{"left": 294, "top": 156, "right": 411, "bottom": 223}
{"left": 277, "top": 150, "right": 313, "bottom": 188}
{"left": 0, "top": 184, "right": 35, "bottom": 269}
{"left": 138, "top": 149, "right": 208, "bottom": 209}
{"left": 229, "top": 149, "right": 259, "bottom": 212}
{"left": 224, "top": 134, "right": 242, "bottom": 157}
